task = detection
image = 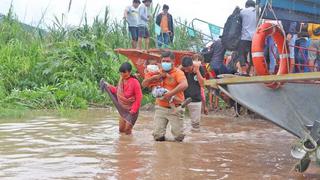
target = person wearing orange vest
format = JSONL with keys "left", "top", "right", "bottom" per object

{"left": 142, "top": 51, "right": 188, "bottom": 142}
{"left": 307, "top": 23, "right": 320, "bottom": 72}
{"left": 156, "top": 4, "right": 174, "bottom": 48}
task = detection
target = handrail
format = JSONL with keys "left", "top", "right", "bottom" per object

{"left": 191, "top": 18, "right": 223, "bottom": 39}
{"left": 174, "top": 20, "right": 212, "bottom": 40}
{"left": 205, "top": 72, "right": 320, "bottom": 88}
{"left": 191, "top": 18, "right": 223, "bottom": 29}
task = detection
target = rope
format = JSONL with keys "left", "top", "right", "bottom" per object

{"left": 289, "top": 45, "right": 320, "bottom": 54}
{"left": 269, "top": 43, "right": 319, "bottom": 71}
{"left": 288, "top": 44, "right": 319, "bottom": 71}
{"left": 266, "top": 1, "right": 289, "bottom": 61}
{"left": 257, "top": 0, "right": 269, "bottom": 28}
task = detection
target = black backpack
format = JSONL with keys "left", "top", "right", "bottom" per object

{"left": 221, "top": 7, "right": 242, "bottom": 51}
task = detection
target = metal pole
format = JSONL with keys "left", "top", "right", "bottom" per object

{"left": 205, "top": 72, "right": 320, "bottom": 88}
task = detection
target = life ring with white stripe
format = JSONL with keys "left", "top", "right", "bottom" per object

{"left": 252, "top": 22, "right": 289, "bottom": 89}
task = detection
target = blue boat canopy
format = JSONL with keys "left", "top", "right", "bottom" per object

{"left": 258, "top": 0, "right": 320, "bottom": 23}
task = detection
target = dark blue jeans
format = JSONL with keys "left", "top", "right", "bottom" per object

{"left": 157, "top": 33, "right": 170, "bottom": 48}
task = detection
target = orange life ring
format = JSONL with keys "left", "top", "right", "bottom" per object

{"left": 252, "top": 22, "right": 289, "bottom": 89}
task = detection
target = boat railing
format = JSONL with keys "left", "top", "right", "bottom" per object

{"left": 268, "top": 41, "right": 320, "bottom": 72}
{"left": 191, "top": 18, "right": 223, "bottom": 40}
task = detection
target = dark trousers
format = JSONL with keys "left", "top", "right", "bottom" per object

{"left": 238, "top": 40, "right": 252, "bottom": 66}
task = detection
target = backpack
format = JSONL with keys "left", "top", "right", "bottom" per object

{"left": 221, "top": 7, "right": 242, "bottom": 51}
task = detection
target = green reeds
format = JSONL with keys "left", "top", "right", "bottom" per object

{"left": 0, "top": 6, "right": 204, "bottom": 118}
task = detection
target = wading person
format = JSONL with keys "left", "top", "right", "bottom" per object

{"left": 100, "top": 62, "right": 143, "bottom": 135}
{"left": 142, "top": 59, "right": 187, "bottom": 111}
{"left": 181, "top": 56, "right": 205, "bottom": 129}
{"left": 142, "top": 51, "right": 188, "bottom": 142}
{"left": 156, "top": 4, "right": 174, "bottom": 48}
{"left": 124, "top": 0, "right": 141, "bottom": 48}
{"left": 192, "top": 54, "right": 209, "bottom": 115}
{"left": 137, "top": 0, "right": 152, "bottom": 49}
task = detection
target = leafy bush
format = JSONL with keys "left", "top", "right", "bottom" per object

{"left": 0, "top": 6, "right": 204, "bottom": 117}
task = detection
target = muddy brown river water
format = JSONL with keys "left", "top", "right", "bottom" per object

{"left": 0, "top": 109, "right": 319, "bottom": 179}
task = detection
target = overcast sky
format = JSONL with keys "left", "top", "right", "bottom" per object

{"left": 0, "top": 0, "right": 248, "bottom": 29}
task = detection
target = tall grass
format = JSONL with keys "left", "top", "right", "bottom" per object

{"left": 0, "top": 5, "right": 204, "bottom": 117}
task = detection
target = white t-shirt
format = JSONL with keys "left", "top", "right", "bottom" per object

{"left": 125, "top": 6, "right": 139, "bottom": 27}
{"left": 240, "top": 7, "right": 257, "bottom": 41}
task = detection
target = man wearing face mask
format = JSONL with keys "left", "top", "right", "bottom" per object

{"left": 142, "top": 51, "right": 188, "bottom": 142}
{"left": 181, "top": 56, "right": 205, "bottom": 130}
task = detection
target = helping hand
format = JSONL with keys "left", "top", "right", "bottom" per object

{"left": 193, "top": 61, "right": 201, "bottom": 73}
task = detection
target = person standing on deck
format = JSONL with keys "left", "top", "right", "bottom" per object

{"left": 238, "top": 0, "right": 256, "bottom": 75}
{"left": 307, "top": 23, "right": 320, "bottom": 72}
{"left": 137, "top": 0, "right": 152, "bottom": 49}
{"left": 181, "top": 56, "right": 205, "bottom": 129}
{"left": 142, "top": 51, "right": 188, "bottom": 142}
{"left": 124, "top": 0, "right": 141, "bottom": 48}
{"left": 100, "top": 62, "right": 143, "bottom": 135}
{"left": 282, "top": 20, "right": 299, "bottom": 73}
{"left": 156, "top": 4, "right": 174, "bottom": 48}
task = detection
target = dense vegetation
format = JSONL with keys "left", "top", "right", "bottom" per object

{"left": 0, "top": 6, "right": 204, "bottom": 117}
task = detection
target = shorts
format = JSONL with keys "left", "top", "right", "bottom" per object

{"left": 129, "top": 26, "right": 139, "bottom": 41}
{"left": 138, "top": 26, "right": 150, "bottom": 38}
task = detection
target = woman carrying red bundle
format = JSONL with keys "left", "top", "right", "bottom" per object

{"left": 100, "top": 62, "right": 143, "bottom": 135}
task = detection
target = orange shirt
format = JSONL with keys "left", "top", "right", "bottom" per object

{"left": 160, "top": 14, "right": 169, "bottom": 33}
{"left": 156, "top": 68, "right": 186, "bottom": 108}
{"left": 144, "top": 71, "right": 161, "bottom": 88}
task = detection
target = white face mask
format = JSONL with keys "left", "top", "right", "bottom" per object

{"left": 147, "top": 64, "right": 159, "bottom": 72}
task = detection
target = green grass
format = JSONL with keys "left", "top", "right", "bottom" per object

{"left": 0, "top": 6, "right": 205, "bottom": 118}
